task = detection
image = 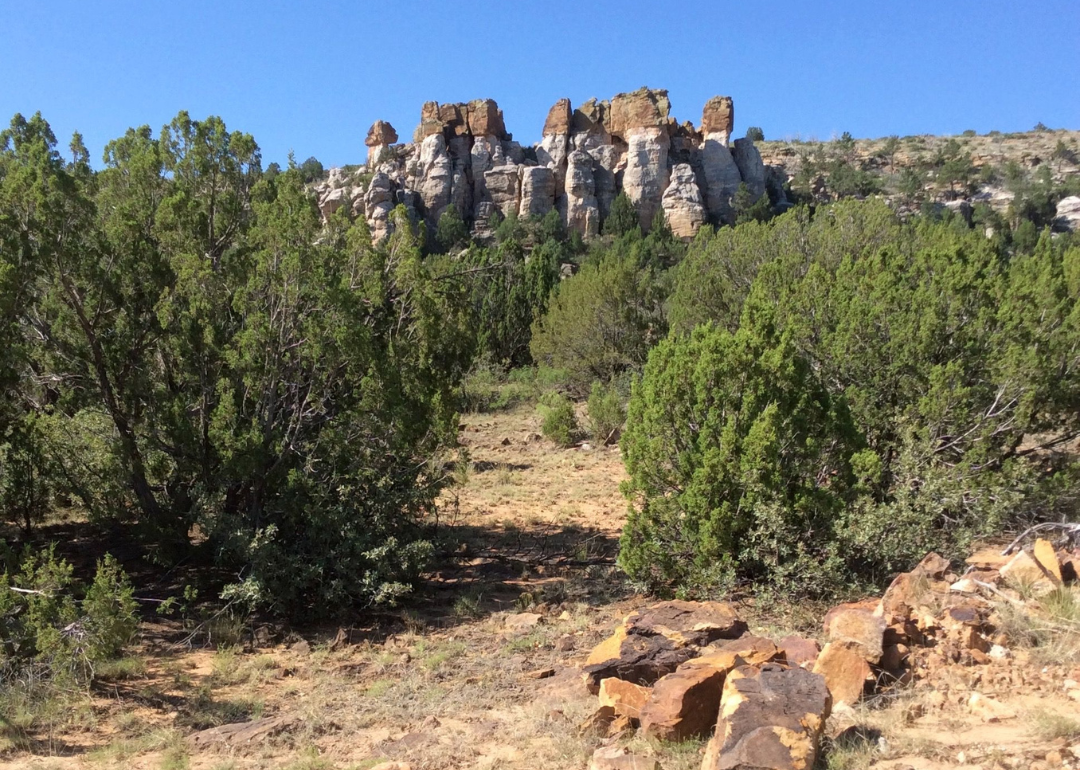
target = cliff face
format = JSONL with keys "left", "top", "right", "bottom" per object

{"left": 322, "top": 88, "right": 777, "bottom": 242}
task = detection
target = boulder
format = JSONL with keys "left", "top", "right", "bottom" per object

{"left": 777, "top": 636, "right": 821, "bottom": 670}
{"left": 640, "top": 664, "right": 727, "bottom": 741}
{"left": 598, "top": 677, "right": 651, "bottom": 721}
{"left": 701, "top": 96, "right": 734, "bottom": 146}
{"left": 365, "top": 120, "right": 398, "bottom": 147}
{"left": 702, "top": 664, "right": 830, "bottom": 770}
{"left": 519, "top": 166, "right": 556, "bottom": 218}
{"left": 624, "top": 600, "right": 747, "bottom": 647}
{"left": 1055, "top": 195, "right": 1080, "bottom": 232}
{"left": 623, "top": 127, "right": 671, "bottom": 230}
{"left": 812, "top": 643, "right": 871, "bottom": 707}
{"left": 589, "top": 746, "right": 660, "bottom": 770}
{"left": 732, "top": 138, "right": 766, "bottom": 201}
{"left": 661, "top": 163, "right": 707, "bottom": 238}
{"left": 824, "top": 605, "right": 886, "bottom": 663}
{"left": 583, "top": 633, "right": 697, "bottom": 694}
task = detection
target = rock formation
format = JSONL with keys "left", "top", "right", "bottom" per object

{"left": 329, "top": 89, "right": 780, "bottom": 241}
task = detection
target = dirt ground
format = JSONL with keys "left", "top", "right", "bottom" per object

{"left": 2, "top": 405, "right": 1078, "bottom": 770}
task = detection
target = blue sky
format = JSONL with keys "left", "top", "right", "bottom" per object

{"left": 2, "top": 1, "right": 1077, "bottom": 169}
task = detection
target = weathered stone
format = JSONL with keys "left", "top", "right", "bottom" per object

{"left": 564, "top": 150, "right": 599, "bottom": 238}
{"left": 484, "top": 165, "right": 522, "bottom": 219}
{"left": 701, "top": 96, "right": 734, "bottom": 145}
{"left": 589, "top": 745, "right": 660, "bottom": 770}
{"left": 543, "top": 98, "right": 573, "bottom": 136}
{"left": 578, "top": 705, "right": 617, "bottom": 735}
{"left": 732, "top": 138, "right": 766, "bottom": 201}
{"left": 504, "top": 612, "right": 543, "bottom": 632}
{"left": 519, "top": 166, "right": 556, "bottom": 218}
{"left": 708, "top": 636, "right": 781, "bottom": 667}
{"left": 622, "top": 127, "right": 670, "bottom": 230}
{"left": 777, "top": 636, "right": 821, "bottom": 670}
{"left": 625, "top": 600, "right": 747, "bottom": 647}
{"left": 825, "top": 605, "right": 886, "bottom": 663}
{"left": 812, "top": 643, "right": 871, "bottom": 707}
{"left": 465, "top": 99, "right": 506, "bottom": 139}
{"left": 640, "top": 664, "right": 727, "bottom": 741}
{"left": 965, "top": 548, "right": 1013, "bottom": 570}
{"left": 702, "top": 664, "right": 830, "bottom": 770}
{"left": 583, "top": 630, "right": 698, "bottom": 694}
{"left": 605, "top": 87, "right": 671, "bottom": 139}
{"left": 365, "top": 173, "right": 397, "bottom": 242}
{"left": 1000, "top": 549, "right": 1057, "bottom": 594}
{"left": 1055, "top": 195, "right": 1080, "bottom": 232}
{"left": 661, "top": 163, "right": 707, "bottom": 238}
{"left": 188, "top": 715, "right": 299, "bottom": 748}
{"left": 1034, "top": 538, "right": 1064, "bottom": 584}
{"left": 967, "top": 692, "right": 1016, "bottom": 722}
{"left": 701, "top": 136, "right": 742, "bottom": 224}
{"left": 598, "top": 677, "right": 651, "bottom": 720}
{"left": 415, "top": 133, "right": 452, "bottom": 224}
{"left": 319, "top": 187, "right": 347, "bottom": 219}
{"left": 366, "top": 120, "right": 398, "bottom": 147}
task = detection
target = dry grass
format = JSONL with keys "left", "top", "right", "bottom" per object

{"left": 996, "top": 586, "right": 1080, "bottom": 665}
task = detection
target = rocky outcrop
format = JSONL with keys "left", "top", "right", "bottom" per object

{"left": 732, "top": 138, "right": 766, "bottom": 201}
{"left": 327, "top": 89, "right": 763, "bottom": 239}
{"left": 365, "top": 120, "right": 398, "bottom": 168}
{"left": 1056, "top": 195, "right": 1080, "bottom": 232}
{"left": 701, "top": 96, "right": 734, "bottom": 146}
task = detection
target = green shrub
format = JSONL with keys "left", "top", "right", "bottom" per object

{"left": 587, "top": 381, "right": 624, "bottom": 444}
{"left": 530, "top": 251, "right": 665, "bottom": 395}
{"left": 746, "top": 127, "right": 765, "bottom": 142}
{"left": 0, "top": 545, "right": 139, "bottom": 684}
{"left": 619, "top": 323, "right": 862, "bottom": 596}
{"left": 538, "top": 393, "right": 577, "bottom": 447}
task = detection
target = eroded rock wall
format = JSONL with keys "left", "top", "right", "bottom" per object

{"left": 326, "top": 89, "right": 774, "bottom": 241}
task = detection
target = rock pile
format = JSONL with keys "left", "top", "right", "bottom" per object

{"left": 315, "top": 88, "right": 783, "bottom": 243}
{"left": 580, "top": 536, "right": 1080, "bottom": 770}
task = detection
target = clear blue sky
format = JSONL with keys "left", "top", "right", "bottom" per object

{"left": 3, "top": 1, "right": 1077, "bottom": 169}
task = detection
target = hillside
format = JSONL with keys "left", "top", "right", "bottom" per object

{"left": 309, "top": 89, "right": 1080, "bottom": 242}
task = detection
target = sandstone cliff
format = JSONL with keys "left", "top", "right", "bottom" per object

{"left": 318, "top": 88, "right": 776, "bottom": 242}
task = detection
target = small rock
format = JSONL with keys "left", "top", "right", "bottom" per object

{"left": 369, "top": 763, "right": 412, "bottom": 770}
{"left": 555, "top": 634, "right": 575, "bottom": 652}
{"left": 825, "top": 605, "right": 886, "bottom": 663}
{"left": 1000, "top": 550, "right": 1057, "bottom": 594}
{"left": 967, "top": 692, "right": 1016, "bottom": 722}
{"left": 505, "top": 612, "right": 543, "bottom": 632}
{"left": 578, "top": 705, "right": 617, "bottom": 735}
{"left": 526, "top": 667, "right": 556, "bottom": 680}
{"left": 1034, "top": 538, "right": 1064, "bottom": 584}
{"left": 588, "top": 745, "right": 659, "bottom": 770}
{"left": 598, "top": 677, "right": 651, "bottom": 720}
{"left": 1045, "top": 749, "right": 1064, "bottom": 767}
